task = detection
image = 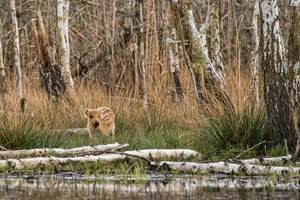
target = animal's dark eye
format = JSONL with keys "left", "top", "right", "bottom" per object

{"left": 89, "top": 115, "right": 93, "bottom": 119}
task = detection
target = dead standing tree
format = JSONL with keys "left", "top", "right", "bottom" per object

{"left": 57, "top": 0, "right": 75, "bottom": 97}
{"left": 0, "top": 33, "right": 8, "bottom": 104}
{"left": 10, "top": 0, "right": 23, "bottom": 99}
{"left": 136, "top": 0, "right": 151, "bottom": 125}
{"left": 31, "top": 0, "right": 66, "bottom": 100}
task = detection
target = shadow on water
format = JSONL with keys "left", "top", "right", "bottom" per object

{"left": 0, "top": 173, "right": 299, "bottom": 199}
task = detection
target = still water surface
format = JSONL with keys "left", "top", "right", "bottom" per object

{"left": 0, "top": 173, "right": 299, "bottom": 199}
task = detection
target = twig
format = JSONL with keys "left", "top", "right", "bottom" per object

{"left": 105, "top": 151, "right": 153, "bottom": 164}
{"left": 0, "top": 145, "right": 7, "bottom": 151}
{"left": 235, "top": 140, "right": 266, "bottom": 159}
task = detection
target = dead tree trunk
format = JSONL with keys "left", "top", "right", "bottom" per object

{"left": 0, "top": 36, "right": 8, "bottom": 104}
{"left": 10, "top": 0, "right": 22, "bottom": 98}
{"left": 250, "top": 0, "right": 260, "bottom": 109}
{"left": 31, "top": 0, "right": 66, "bottom": 100}
{"left": 260, "top": 0, "right": 297, "bottom": 152}
{"left": 137, "top": 0, "right": 151, "bottom": 125}
{"left": 57, "top": 0, "right": 75, "bottom": 97}
{"left": 170, "top": 0, "right": 225, "bottom": 104}
{"left": 167, "top": 27, "right": 185, "bottom": 105}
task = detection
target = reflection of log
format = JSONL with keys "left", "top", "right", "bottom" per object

{"left": 0, "top": 149, "right": 200, "bottom": 170}
{"left": 159, "top": 160, "right": 300, "bottom": 175}
{"left": 0, "top": 143, "right": 128, "bottom": 159}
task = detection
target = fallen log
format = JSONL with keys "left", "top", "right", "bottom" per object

{"left": 0, "top": 149, "right": 200, "bottom": 170}
{"left": 123, "top": 149, "right": 201, "bottom": 161}
{"left": 237, "top": 155, "right": 292, "bottom": 165}
{"left": 159, "top": 160, "right": 300, "bottom": 175}
{"left": 0, "top": 143, "right": 128, "bottom": 159}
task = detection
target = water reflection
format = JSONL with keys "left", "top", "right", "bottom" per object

{"left": 0, "top": 173, "right": 299, "bottom": 199}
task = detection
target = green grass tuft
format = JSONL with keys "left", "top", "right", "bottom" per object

{"left": 201, "top": 104, "right": 267, "bottom": 154}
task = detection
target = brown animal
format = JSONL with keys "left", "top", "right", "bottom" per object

{"left": 84, "top": 107, "right": 115, "bottom": 139}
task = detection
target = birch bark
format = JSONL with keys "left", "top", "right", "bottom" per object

{"left": 0, "top": 37, "right": 8, "bottom": 103}
{"left": 250, "top": 0, "right": 260, "bottom": 109}
{"left": 167, "top": 28, "right": 184, "bottom": 105}
{"left": 57, "top": 0, "right": 75, "bottom": 96}
{"left": 137, "top": 0, "right": 151, "bottom": 125}
{"left": 10, "top": 0, "right": 22, "bottom": 98}
{"left": 260, "top": 0, "right": 297, "bottom": 151}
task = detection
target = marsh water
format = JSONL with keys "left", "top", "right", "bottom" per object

{"left": 0, "top": 173, "right": 299, "bottom": 199}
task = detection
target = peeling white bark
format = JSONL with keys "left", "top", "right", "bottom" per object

{"left": 124, "top": 149, "right": 201, "bottom": 161}
{"left": 250, "top": 0, "right": 260, "bottom": 108}
{"left": 0, "top": 149, "right": 200, "bottom": 170}
{"left": 10, "top": 0, "right": 22, "bottom": 98}
{"left": 57, "top": 0, "right": 75, "bottom": 96}
{"left": 210, "top": 3, "right": 225, "bottom": 78}
{"left": 137, "top": 0, "right": 151, "bottom": 125}
{"left": 235, "top": 155, "right": 292, "bottom": 165}
{"left": 159, "top": 160, "right": 300, "bottom": 175}
{"left": 260, "top": 0, "right": 286, "bottom": 74}
{"left": 0, "top": 143, "right": 128, "bottom": 159}
{"left": 183, "top": 9, "right": 224, "bottom": 87}
{"left": 0, "top": 37, "right": 8, "bottom": 102}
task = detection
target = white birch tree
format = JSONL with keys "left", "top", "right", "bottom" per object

{"left": 137, "top": 0, "right": 151, "bottom": 125}
{"left": 10, "top": 0, "right": 22, "bottom": 98}
{"left": 57, "top": 0, "right": 75, "bottom": 96}
{"left": 0, "top": 36, "right": 8, "bottom": 103}
{"left": 167, "top": 27, "right": 184, "bottom": 105}
{"left": 170, "top": 0, "right": 225, "bottom": 103}
{"left": 210, "top": 2, "right": 225, "bottom": 79}
{"left": 260, "top": 0, "right": 297, "bottom": 151}
{"left": 250, "top": 0, "right": 260, "bottom": 109}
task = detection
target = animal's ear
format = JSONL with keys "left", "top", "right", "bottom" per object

{"left": 84, "top": 108, "right": 90, "bottom": 118}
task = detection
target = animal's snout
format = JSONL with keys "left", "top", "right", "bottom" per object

{"left": 93, "top": 121, "right": 100, "bottom": 128}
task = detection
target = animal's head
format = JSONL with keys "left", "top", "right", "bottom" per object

{"left": 84, "top": 108, "right": 102, "bottom": 129}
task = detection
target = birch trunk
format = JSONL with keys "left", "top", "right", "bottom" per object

{"left": 137, "top": 0, "right": 151, "bottom": 125}
{"left": 287, "top": 2, "right": 300, "bottom": 158}
{"left": 250, "top": 0, "right": 260, "bottom": 109}
{"left": 10, "top": 0, "right": 22, "bottom": 98}
{"left": 0, "top": 37, "right": 8, "bottom": 103}
{"left": 32, "top": 0, "right": 66, "bottom": 100}
{"left": 235, "top": 155, "right": 292, "bottom": 165}
{"left": 57, "top": 0, "right": 75, "bottom": 96}
{"left": 210, "top": 2, "right": 225, "bottom": 79}
{"left": 0, "top": 149, "right": 200, "bottom": 170}
{"left": 167, "top": 28, "right": 184, "bottom": 105}
{"left": 170, "top": 0, "right": 224, "bottom": 90}
{"left": 159, "top": 160, "right": 300, "bottom": 175}
{"left": 0, "top": 143, "right": 128, "bottom": 159}
{"left": 260, "top": 0, "right": 297, "bottom": 151}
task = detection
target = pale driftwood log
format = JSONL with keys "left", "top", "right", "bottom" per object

{"left": 0, "top": 143, "right": 128, "bottom": 159}
{"left": 123, "top": 149, "right": 201, "bottom": 161}
{"left": 159, "top": 160, "right": 300, "bottom": 175}
{"left": 237, "top": 155, "right": 292, "bottom": 165}
{"left": 0, "top": 149, "right": 200, "bottom": 170}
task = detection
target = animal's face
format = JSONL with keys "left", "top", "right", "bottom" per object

{"left": 84, "top": 108, "right": 102, "bottom": 129}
